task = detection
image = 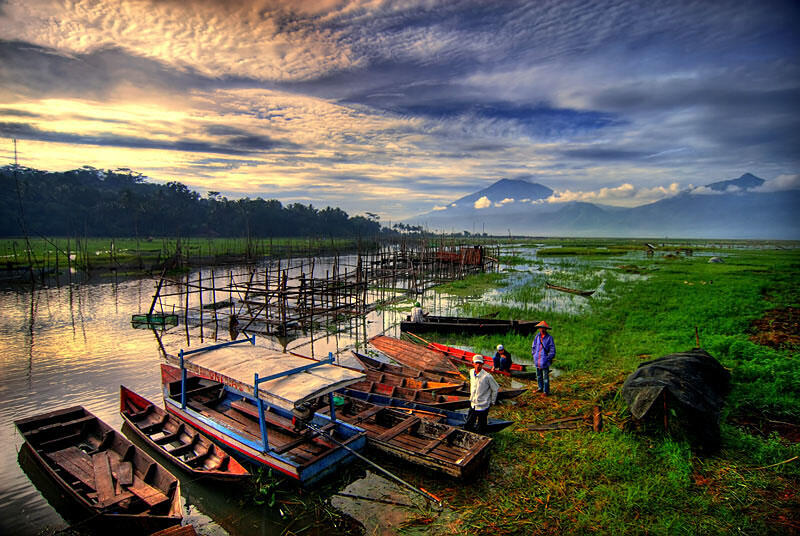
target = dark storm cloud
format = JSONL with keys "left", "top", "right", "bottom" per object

{"left": 0, "top": 121, "right": 290, "bottom": 156}
{"left": 0, "top": 108, "right": 40, "bottom": 118}
{"left": 0, "top": 40, "right": 234, "bottom": 99}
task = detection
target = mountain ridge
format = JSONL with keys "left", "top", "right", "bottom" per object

{"left": 408, "top": 173, "right": 799, "bottom": 239}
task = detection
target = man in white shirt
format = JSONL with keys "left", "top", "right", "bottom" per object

{"left": 464, "top": 355, "right": 499, "bottom": 434}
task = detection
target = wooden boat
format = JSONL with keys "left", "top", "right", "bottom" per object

{"left": 545, "top": 281, "right": 595, "bottom": 297}
{"left": 131, "top": 313, "right": 178, "bottom": 328}
{"left": 119, "top": 385, "right": 250, "bottom": 482}
{"left": 425, "top": 341, "right": 538, "bottom": 379}
{"left": 292, "top": 351, "right": 464, "bottom": 393}
{"left": 401, "top": 315, "right": 539, "bottom": 335}
{"left": 160, "top": 337, "right": 367, "bottom": 486}
{"left": 354, "top": 351, "right": 525, "bottom": 400}
{"left": 360, "top": 369, "right": 463, "bottom": 393}
{"left": 14, "top": 406, "right": 182, "bottom": 534}
{"left": 352, "top": 351, "right": 458, "bottom": 383}
{"left": 347, "top": 379, "right": 471, "bottom": 410}
{"left": 338, "top": 388, "right": 513, "bottom": 434}
{"left": 317, "top": 396, "right": 492, "bottom": 478}
{"left": 369, "top": 335, "right": 464, "bottom": 378}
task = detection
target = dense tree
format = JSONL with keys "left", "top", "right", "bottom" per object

{"left": 0, "top": 166, "right": 388, "bottom": 238}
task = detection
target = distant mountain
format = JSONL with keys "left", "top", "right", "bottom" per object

{"left": 451, "top": 178, "right": 553, "bottom": 207}
{"left": 705, "top": 172, "right": 764, "bottom": 192}
{"left": 407, "top": 173, "right": 799, "bottom": 239}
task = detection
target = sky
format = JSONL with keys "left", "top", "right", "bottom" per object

{"left": 0, "top": 0, "right": 798, "bottom": 223}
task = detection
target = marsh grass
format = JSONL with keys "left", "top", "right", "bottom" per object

{"left": 403, "top": 244, "right": 799, "bottom": 535}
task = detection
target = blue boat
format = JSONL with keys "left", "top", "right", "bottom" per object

{"left": 160, "top": 336, "right": 368, "bottom": 486}
{"left": 338, "top": 388, "right": 513, "bottom": 434}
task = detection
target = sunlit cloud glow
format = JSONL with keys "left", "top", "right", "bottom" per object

{"left": 0, "top": 0, "right": 796, "bottom": 220}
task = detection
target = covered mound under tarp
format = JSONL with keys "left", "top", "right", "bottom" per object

{"left": 622, "top": 348, "right": 731, "bottom": 450}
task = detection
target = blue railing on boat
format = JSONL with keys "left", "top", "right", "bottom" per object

{"left": 175, "top": 335, "right": 341, "bottom": 452}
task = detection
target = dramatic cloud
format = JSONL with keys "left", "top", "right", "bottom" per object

{"left": 548, "top": 182, "right": 683, "bottom": 206}
{"left": 754, "top": 174, "right": 800, "bottom": 193}
{"left": 0, "top": 0, "right": 797, "bottom": 219}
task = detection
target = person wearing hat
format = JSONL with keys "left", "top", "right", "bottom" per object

{"left": 531, "top": 321, "right": 555, "bottom": 395}
{"left": 409, "top": 301, "right": 427, "bottom": 323}
{"left": 493, "top": 344, "right": 512, "bottom": 373}
{"left": 464, "top": 354, "right": 499, "bottom": 434}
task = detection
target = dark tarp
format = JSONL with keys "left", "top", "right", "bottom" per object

{"left": 622, "top": 348, "right": 731, "bottom": 450}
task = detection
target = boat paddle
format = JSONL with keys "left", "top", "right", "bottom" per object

{"left": 302, "top": 421, "right": 444, "bottom": 510}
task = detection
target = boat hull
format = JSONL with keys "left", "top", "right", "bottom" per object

{"left": 401, "top": 316, "right": 539, "bottom": 335}
{"left": 325, "top": 398, "right": 493, "bottom": 478}
{"left": 14, "top": 406, "right": 182, "bottom": 534}
{"left": 161, "top": 364, "right": 366, "bottom": 486}
{"left": 120, "top": 385, "right": 250, "bottom": 482}
{"left": 338, "top": 388, "right": 513, "bottom": 434}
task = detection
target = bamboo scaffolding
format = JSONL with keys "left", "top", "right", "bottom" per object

{"left": 149, "top": 242, "right": 498, "bottom": 339}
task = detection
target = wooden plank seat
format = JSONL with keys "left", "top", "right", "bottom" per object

{"left": 128, "top": 404, "right": 155, "bottom": 422}
{"left": 271, "top": 422, "right": 336, "bottom": 455}
{"left": 47, "top": 446, "right": 95, "bottom": 489}
{"left": 164, "top": 434, "right": 198, "bottom": 456}
{"left": 140, "top": 415, "right": 169, "bottom": 434}
{"left": 154, "top": 424, "right": 185, "bottom": 445}
{"left": 184, "top": 450, "right": 211, "bottom": 467}
{"left": 25, "top": 415, "right": 97, "bottom": 439}
{"left": 421, "top": 428, "right": 456, "bottom": 454}
{"left": 350, "top": 406, "right": 385, "bottom": 423}
{"left": 375, "top": 416, "right": 420, "bottom": 442}
{"left": 128, "top": 476, "right": 170, "bottom": 509}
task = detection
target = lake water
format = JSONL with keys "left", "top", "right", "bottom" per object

{"left": 0, "top": 258, "right": 417, "bottom": 536}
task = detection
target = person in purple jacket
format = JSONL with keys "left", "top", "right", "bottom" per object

{"left": 531, "top": 321, "right": 555, "bottom": 395}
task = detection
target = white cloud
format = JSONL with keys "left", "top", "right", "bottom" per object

{"left": 548, "top": 182, "right": 682, "bottom": 206}
{"left": 689, "top": 186, "right": 724, "bottom": 195}
{"left": 450, "top": 203, "right": 458, "bottom": 207}
{"left": 432, "top": 205, "right": 448, "bottom": 211}
{"left": 474, "top": 196, "right": 492, "bottom": 209}
{"left": 494, "top": 197, "right": 515, "bottom": 207}
{"left": 754, "top": 174, "right": 800, "bottom": 192}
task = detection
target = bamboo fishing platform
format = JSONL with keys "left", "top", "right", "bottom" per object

{"left": 145, "top": 242, "right": 498, "bottom": 338}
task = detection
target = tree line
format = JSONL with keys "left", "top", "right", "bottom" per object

{"left": 0, "top": 165, "right": 389, "bottom": 238}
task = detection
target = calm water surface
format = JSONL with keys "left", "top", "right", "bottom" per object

{"left": 0, "top": 261, "right": 407, "bottom": 536}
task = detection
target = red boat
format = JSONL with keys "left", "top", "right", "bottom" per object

{"left": 426, "top": 341, "right": 537, "bottom": 379}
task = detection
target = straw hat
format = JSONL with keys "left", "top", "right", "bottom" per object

{"left": 535, "top": 321, "right": 551, "bottom": 329}
{"left": 473, "top": 355, "right": 484, "bottom": 364}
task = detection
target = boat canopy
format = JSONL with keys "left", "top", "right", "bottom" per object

{"left": 166, "top": 337, "right": 365, "bottom": 411}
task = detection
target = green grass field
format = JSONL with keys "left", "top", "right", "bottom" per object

{"left": 0, "top": 236, "right": 369, "bottom": 275}
{"left": 402, "top": 244, "right": 799, "bottom": 535}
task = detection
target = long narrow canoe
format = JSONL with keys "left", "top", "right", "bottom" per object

{"left": 352, "top": 351, "right": 458, "bottom": 383}
{"left": 338, "top": 388, "right": 513, "bottom": 434}
{"left": 291, "top": 351, "right": 464, "bottom": 393}
{"left": 369, "top": 335, "right": 464, "bottom": 378}
{"left": 14, "top": 406, "right": 182, "bottom": 534}
{"left": 545, "top": 281, "right": 595, "bottom": 297}
{"left": 318, "top": 396, "right": 492, "bottom": 478}
{"left": 347, "top": 379, "right": 471, "bottom": 410}
{"left": 354, "top": 351, "right": 526, "bottom": 399}
{"left": 120, "top": 385, "right": 250, "bottom": 482}
{"left": 401, "top": 315, "right": 540, "bottom": 335}
{"left": 131, "top": 313, "right": 178, "bottom": 328}
{"left": 426, "top": 341, "right": 538, "bottom": 379}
